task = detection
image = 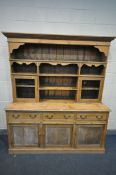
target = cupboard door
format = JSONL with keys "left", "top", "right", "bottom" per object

{"left": 12, "top": 76, "right": 38, "bottom": 102}
{"left": 44, "top": 125, "right": 73, "bottom": 147}
{"left": 79, "top": 78, "right": 104, "bottom": 102}
{"left": 75, "top": 125, "right": 104, "bottom": 147}
{"left": 12, "top": 125, "right": 39, "bottom": 146}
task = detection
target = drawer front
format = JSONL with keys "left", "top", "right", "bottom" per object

{"left": 42, "top": 112, "right": 75, "bottom": 123}
{"left": 76, "top": 113, "right": 107, "bottom": 121}
{"left": 7, "top": 112, "right": 41, "bottom": 123}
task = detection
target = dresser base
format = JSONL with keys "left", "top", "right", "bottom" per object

{"left": 6, "top": 102, "right": 109, "bottom": 154}
{"left": 9, "top": 147, "right": 105, "bottom": 154}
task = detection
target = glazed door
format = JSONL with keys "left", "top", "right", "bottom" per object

{"left": 79, "top": 78, "right": 104, "bottom": 102}
{"left": 12, "top": 76, "right": 38, "bottom": 102}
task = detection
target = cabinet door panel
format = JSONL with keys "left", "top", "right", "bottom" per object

{"left": 79, "top": 78, "right": 104, "bottom": 102}
{"left": 45, "top": 125, "right": 72, "bottom": 146}
{"left": 24, "top": 126, "right": 38, "bottom": 145}
{"left": 76, "top": 125, "right": 103, "bottom": 146}
{"left": 13, "top": 126, "right": 24, "bottom": 145}
{"left": 13, "top": 125, "right": 39, "bottom": 146}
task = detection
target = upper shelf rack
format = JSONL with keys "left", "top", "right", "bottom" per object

{"left": 10, "top": 44, "right": 106, "bottom": 62}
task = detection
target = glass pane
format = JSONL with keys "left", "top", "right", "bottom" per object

{"left": 16, "top": 87, "right": 35, "bottom": 98}
{"left": 81, "top": 90, "right": 99, "bottom": 99}
{"left": 77, "top": 125, "right": 102, "bottom": 145}
{"left": 16, "top": 79, "right": 34, "bottom": 85}
{"left": 45, "top": 126, "right": 71, "bottom": 146}
{"left": 82, "top": 80, "right": 100, "bottom": 88}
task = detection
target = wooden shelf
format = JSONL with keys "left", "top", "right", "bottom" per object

{"left": 39, "top": 74, "right": 78, "bottom": 77}
{"left": 40, "top": 99, "right": 76, "bottom": 103}
{"left": 16, "top": 85, "right": 35, "bottom": 87}
{"left": 82, "top": 88, "right": 99, "bottom": 90}
{"left": 10, "top": 59, "right": 107, "bottom": 64}
{"left": 39, "top": 86, "right": 77, "bottom": 90}
{"left": 80, "top": 75, "right": 104, "bottom": 77}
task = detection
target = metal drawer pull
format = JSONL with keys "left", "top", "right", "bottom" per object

{"left": 29, "top": 114, "right": 37, "bottom": 118}
{"left": 12, "top": 114, "right": 20, "bottom": 119}
{"left": 46, "top": 115, "right": 53, "bottom": 119}
{"left": 80, "top": 115, "right": 87, "bottom": 119}
{"left": 64, "top": 115, "right": 71, "bottom": 119}
{"left": 96, "top": 115, "right": 103, "bottom": 119}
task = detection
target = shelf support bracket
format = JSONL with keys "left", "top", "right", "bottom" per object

{"left": 94, "top": 46, "right": 109, "bottom": 57}
{"left": 8, "top": 42, "right": 25, "bottom": 54}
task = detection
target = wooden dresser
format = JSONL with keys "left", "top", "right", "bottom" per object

{"left": 3, "top": 33, "right": 115, "bottom": 154}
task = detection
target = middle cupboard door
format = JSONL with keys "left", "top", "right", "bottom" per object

{"left": 43, "top": 124, "right": 73, "bottom": 147}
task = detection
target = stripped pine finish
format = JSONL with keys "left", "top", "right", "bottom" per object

{"left": 3, "top": 32, "right": 115, "bottom": 154}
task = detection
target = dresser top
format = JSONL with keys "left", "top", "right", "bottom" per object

{"left": 3, "top": 32, "right": 115, "bottom": 42}
{"left": 5, "top": 102, "right": 110, "bottom": 112}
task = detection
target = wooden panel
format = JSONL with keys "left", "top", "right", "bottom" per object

{"left": 44, "top": 125, "right": 72, "bottom": 147}
{"left": 24, "top": 126, "right": 38, "bottom": 145}
{"left": 76, "top": 125, "right": 103, "bottom": 146}
{"left": 13, "top": 126, "right": 23, "bottom": 145}
{"left": 13, "top": 125, "right": 39, "bottom": 146}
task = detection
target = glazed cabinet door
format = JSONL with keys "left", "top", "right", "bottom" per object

{"left": 43, "top": 124, "right": 73, "bottom": 147}
{"left": 12, "top": 76, "right": 38, "bottom": 102}
{"left": 75, "top": 124, "right": 106, "bottom": 147}
{"left": 10, "top": 125, "right": 40, "bottom": 147}
{"left": 79, "top": 78, "right": 104, "bottom": 102}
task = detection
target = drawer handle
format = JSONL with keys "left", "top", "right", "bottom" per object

{"left": 96, "top": 115, "right": 103, "bottom": 119}
{"left": 29, "top": 114, "right": 37, "bottom": 119}
{"left": 46, "top": 115, "right": 53, "bottom": 119}
{"left": 80, "top": 115, "right": 87, "bottom": 119}
{"left": 12, "top": 114, "right": 20, "bottom": 119}
{"left": 64, "top": 115, "right": 71, "bottom": 119}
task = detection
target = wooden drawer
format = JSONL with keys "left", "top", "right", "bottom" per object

{"left": 7, "top": 112, "right": 41, "bottom": 123}
{"left": 76, "top": 113, "right": 107, "bottom": 121}
{"left": 42, "top": 112, "right": 75, "bottom": 123}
